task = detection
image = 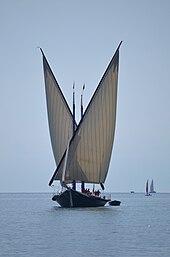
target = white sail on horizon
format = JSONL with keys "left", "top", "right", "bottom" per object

{"left": 42, "top": 43, "right": 122, "bottom": 186}
{"left": 150, "top": 179, "right": 156, "bottom": 193}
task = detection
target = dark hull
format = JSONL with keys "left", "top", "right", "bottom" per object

{"left": 52, "top": 189, "right": 110, "bottom": 208}
{"left": 109, "top": 200, "right": 121, "bottom": 206}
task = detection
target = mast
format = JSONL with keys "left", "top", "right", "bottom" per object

{"left": 81, "top": 84, "right": 85, "bottom": 119}
{"left": 72, "top": 83, "right": 76, "bottom": 190}
{"left": 81, "top": 84, "right": 85, "bottom": 192}
{"left": 73, "top": 82, "right": 76, "bottom": 134}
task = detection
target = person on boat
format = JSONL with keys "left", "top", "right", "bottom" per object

{"left": 86, "top": 188, "right": 90, "bottom": 194}
{"left": 82, "top": 188, "right": 88, "bottom": 194}
{"left": 94, "top": 190, "right": 100, "bottom": 196}
{"left": 83, "top": 188, "right": 91, "bottom": 195}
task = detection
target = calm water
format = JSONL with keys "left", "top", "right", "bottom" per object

{"left": 0, "top": 193, "right": 170, "bottom": 257}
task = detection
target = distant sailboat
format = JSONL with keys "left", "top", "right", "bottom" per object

{"left": 150, "top": 179, "right": 156, "bottom": 193}
{"left": 145, "top": 180, "right": 151, "bottom": 196}
{"left": 40, "top": 42, "right": 122, "bottom": 207}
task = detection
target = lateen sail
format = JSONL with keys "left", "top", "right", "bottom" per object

{"left": 41, "top": 50, "right": 76, "bottom": 166}
{"left": 146, "top": 180, "right": 149, "bottom": 194}
{"left": 150, "top": 179, "right": 156, "bottom": 193}
{"left": 46, "top": 43, "right": 121, "bottom": 185}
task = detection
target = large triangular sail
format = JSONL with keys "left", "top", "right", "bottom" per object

{"left": 41, "top": 50, "right": 75, "bottom": 166}
{"left": 48, "top": 42, "right": 122, "bottom": 186}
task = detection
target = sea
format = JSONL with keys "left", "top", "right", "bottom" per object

{"left": 0, "top": 193, "right": 170, "bottom": 257}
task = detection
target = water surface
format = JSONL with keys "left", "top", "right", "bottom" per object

{"left": 0, "top": 193, "right": 170, "bottom": 257}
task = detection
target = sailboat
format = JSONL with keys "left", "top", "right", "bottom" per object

{"left": 150, "top": 179, "right": 156, "bottom": 193}
{"left": 145, "top": 180, "right": 151, "bottom": 196}
{"left": 40, "top": 41, "right": 122, "bottom": 207}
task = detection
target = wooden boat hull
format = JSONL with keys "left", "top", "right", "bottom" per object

{"left": 52, "top": 189, "right": 110, "bottom": 208}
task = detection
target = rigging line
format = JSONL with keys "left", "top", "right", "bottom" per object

{"left": 62, "top": 136, "right": 71, "bottom": 183}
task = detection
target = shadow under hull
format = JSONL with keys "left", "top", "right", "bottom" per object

{"left": 52, "top": 189, "right": 110, "bottom": 208}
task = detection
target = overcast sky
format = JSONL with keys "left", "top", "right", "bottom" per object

{"left": 0, "top": 0, "right": 169, "bottom": 193}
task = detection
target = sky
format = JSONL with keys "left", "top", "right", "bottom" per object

{"left": 0, "top": 0, "right": 169, "bottom": 193}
